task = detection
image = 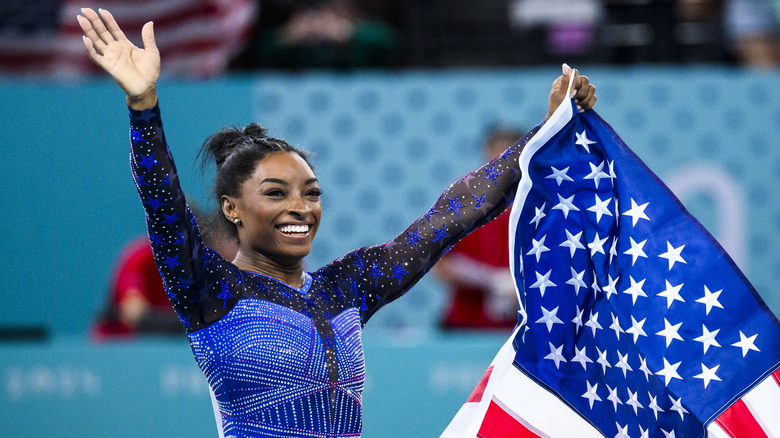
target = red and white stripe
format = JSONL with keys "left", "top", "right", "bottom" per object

{"left": 1, "top": 0, "right": 256, "bottom": 78}
{"left": 442, "top": 333, "right": 780, "bottom": 438}
{"left": 710, "top": 370, "right": 780, "bottom": 438}
{"left": 0, "top": 36, "right": 59, "bottom": 75}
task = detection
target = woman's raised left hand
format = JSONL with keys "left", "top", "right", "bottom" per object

{"left": 545, "top": 63, "right": 597, "bottom": 121}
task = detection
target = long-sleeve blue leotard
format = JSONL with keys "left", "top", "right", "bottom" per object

{"left": 129, "top": 104, "right": 539, "bottom": 438}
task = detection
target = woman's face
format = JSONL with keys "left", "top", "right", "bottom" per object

{"left": 233, "top": 151, "right": 321, "bottom": 267}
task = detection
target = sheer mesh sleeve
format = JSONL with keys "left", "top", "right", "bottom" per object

{"left": 129, "top": 105, "right": 242, "bottom": 333}
{"left": 316, "top": 124, "right": 542, "bottom": 325}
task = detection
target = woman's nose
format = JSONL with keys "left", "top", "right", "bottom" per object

{"left": 288, "top": 196, "right": 312, "bottom": 215}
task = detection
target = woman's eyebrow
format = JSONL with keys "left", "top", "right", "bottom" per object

{"left": 259, "top": 177, "right": 319, "bottom": 185}
{"left": 259, "top": 178, "right": 288, "bottom": 185}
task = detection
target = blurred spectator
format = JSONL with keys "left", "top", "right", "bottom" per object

{"left": 92, "top": 236, "right": 181, "bottom": 340}
{"left": 433, "top": 127, "right": 526, "bottom": 331}
{"left": 722, "top": 0, "right": 780, "bottom": 67}
{"left": 232, "top": 0, "right": 402, "bottom": 70}
{"left": 92, "top": 210, "right": 238, "bottom": 341}
{"left": 509, "top": 0, "right": 605, "bottom": 56}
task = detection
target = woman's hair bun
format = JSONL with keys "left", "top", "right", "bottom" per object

{"left": 198, "top": 123, "right": 270, "bottom": 170}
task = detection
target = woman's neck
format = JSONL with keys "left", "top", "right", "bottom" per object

{"left": 231, "top": 250, "right": 306, "bottom": 289}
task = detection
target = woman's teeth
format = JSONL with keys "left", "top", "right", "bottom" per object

{"left": 278, "top": 224, "right": 309, "bottom": 234}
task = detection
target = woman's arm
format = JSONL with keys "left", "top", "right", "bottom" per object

{"left": 130, "top": 107, "right": 243, "bottom": 332}
{"left": 345, "top": 66, "right": 597, "bottom": 324}
{"left": 80, "top": 9, "right": 241, "bottom": 332}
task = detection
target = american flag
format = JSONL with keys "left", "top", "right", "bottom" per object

{"left": 0, "top": 0, "right": 256, "bottom": 77}
{"left": 443, "top": 95, "right": 780, "bottom": 437}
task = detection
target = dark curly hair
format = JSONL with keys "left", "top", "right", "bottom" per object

{"left": 197, "top": 123, "right": 314, "bottom": 241}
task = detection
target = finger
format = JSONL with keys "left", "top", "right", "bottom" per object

{"left": 99, "top": 9, "right": 129, "bottom": 43}
{"left": 577, "top": 85, "right": 597, "bottom": 112}
{"left": 82, "top": 35, "right": 104, "bottom": 65}
{"left": 578, "top": 85, "right": 597, "bottom": 111}
{"left": 80, "top": 7, "right": 99, "bottom": 20}
{"left": 83, "top": 7, "right": 117, "bottom": 47}
{"left": 140, "top": 21, "right": 158, "bottom": 52}
{"left": 551, "top": 75, "right": 564, "bottom": 93}
{"left": 560, "top": 63, "right": 572, "bottom": 92}
{"left": 569, "top": 69, "right": 581, "bottom": 98}
{"left": 77, "top": 14, "right": 107, "bottom": 55}
{"left": 574, "top": 75, "right": 590, "bottom": 101}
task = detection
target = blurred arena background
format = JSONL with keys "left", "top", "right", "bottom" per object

{"left": 2, "top": 0, "right": 780, "bottom": 436}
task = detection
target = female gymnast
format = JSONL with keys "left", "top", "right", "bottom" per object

{"left": 77, "top": 7, "right": 596, "bottom": 437}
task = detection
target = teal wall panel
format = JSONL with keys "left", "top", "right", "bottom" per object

{"left": 0, "top": 78, "right": 256, "bottom": 335}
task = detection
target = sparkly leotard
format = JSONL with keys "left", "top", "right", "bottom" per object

{"left": 129, "top": 104, "right": 539, "bottom": 437}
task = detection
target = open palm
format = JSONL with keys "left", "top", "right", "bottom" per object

{"left": 78, "top": 8, "right": 160, "bottom": 101}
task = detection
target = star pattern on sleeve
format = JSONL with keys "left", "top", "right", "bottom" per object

{"left": 217, "top": 279, "right": 232, "bottom": 309}
{"left": 131, "top": 129, "right": 145, "bottom": 143}
{"left": 472, "top": 193, "right": 487, "bottom": 211}
{"left": 162, "top": 212, "right": 179, "bottom": 227}
{"left": 484, "top": 164, "right": 501, "bottom": 185}
{"left": 173, "top": 231, "right": 186, "bottom": 246}
{"left": 405, "top": 227, "right": 422, "bottom": 251}
{"left": 369, "top": 261, "right": 385, "bottom": 286}
{"left": 423, "top": 206, "right": 439, "bottom": 222}
{"left": 352, "top": 250, "right": 366, "bottom": 270}
{"left": 144, "top": 195, "right": 166, "bottom": 212}
{"left": 432, "top": 224, "right": 448, "bottom": 242}
{"left": 137, "top": 152, "right": 160, "bottom": 171}
{"left": 164, "top": 254, "right": 181, "bottom": 270}
{"left": 148, "top": 232, "right": 165, "bottom": 247}
{"left": 389, "top": 262, "right": 408, "bottom": 285}
{"left": 446, "top": 196, "right": 466, "bottom": 217}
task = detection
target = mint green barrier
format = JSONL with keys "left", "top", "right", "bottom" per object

{"left": 0, "top": 67, "right": 778, "bottom": 336}
{"left": 0, "top": 334, "right": 506, "bottom": 437}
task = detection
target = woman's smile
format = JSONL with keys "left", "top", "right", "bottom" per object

{"left": 277, "top": 223, "right": 314, "bottom": 238}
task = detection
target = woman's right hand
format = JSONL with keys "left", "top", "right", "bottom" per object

{"left": 78, "top": 8, "right": 160, "bottom": 110}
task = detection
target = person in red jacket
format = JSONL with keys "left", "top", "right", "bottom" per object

{"left": 434, "top": 127, "right": 526, "bottom": 331}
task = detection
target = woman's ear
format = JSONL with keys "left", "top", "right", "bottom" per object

{"left": 221, "top": 195, "right": 241, "bottom": 225}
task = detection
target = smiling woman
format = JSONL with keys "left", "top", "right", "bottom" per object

{"left": 76, "top": 6, "right": 596, "bottom": 437}
{"left": 198, "top": 123, "right": 322, "bottom": 285}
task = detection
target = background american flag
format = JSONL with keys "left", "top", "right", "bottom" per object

{"left": 0, "top": 0, "right": 256, "bottom": 77}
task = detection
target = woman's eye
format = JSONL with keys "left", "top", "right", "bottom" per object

{"left": 307, "top": 189, "right": 323, "bottom": 197}
{"left": 265, "top": 189, "right": 285, "bottom": 197}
